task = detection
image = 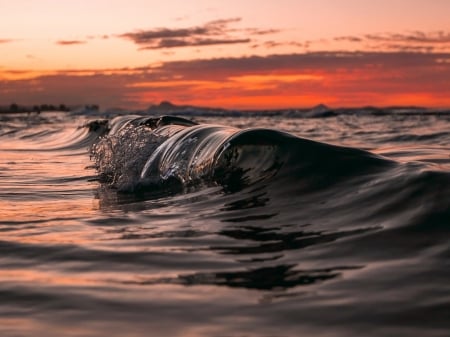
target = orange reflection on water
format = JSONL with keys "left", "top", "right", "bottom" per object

{"left": 0, "top": 198, "right": 99, "bottom": 246}
{"left": 1, "top": 198, "right": 98, "bottom": 221}
{"left": 0, "top": 269, "right": 102, "bottom": 287}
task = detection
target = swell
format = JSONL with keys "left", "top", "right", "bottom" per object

{"left": 0, "top": 116, "right": 107, "bottom": 151}
{"left": 3, "top": 113, "right": 450, "bottom": 337}
{"left": 89, "top": 115, "right": 450, "bottom": 236}
{"left": 90, "top": 115, "right": 393, "bottom": 195}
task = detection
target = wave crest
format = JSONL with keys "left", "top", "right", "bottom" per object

{"left": 90, "top": 115, "right": 391, "bottom": 195}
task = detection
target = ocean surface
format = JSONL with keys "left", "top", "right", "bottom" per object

{"left": 1, "top": 108, "right": 449, "bottom": 337}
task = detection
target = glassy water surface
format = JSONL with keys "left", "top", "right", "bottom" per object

{"left": 1, "top": 110, "right": 449, "bottom": 337}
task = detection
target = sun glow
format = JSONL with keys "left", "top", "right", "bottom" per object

{"left": 1, "top": 0, "right": 449, "bottom": 108}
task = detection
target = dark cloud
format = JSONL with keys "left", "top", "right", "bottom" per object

{"left": 244, "top": 28, "right": 281, "bottom": 35}
{"left": 141, "top": 37, "right": 251, "bottom": 50}
{"left": 120, "top": 18, "right": 240, "bottom": 42}
{"left": 374, "top": 44, "right": 435, "bottom": 53}
{"left": 119, "top": 18, "right": 278, "bottom": 50}
{"left": 206, "top": 17, "right": 242, "bottom": 28}
{"left": 154, "top": 51, "right": 450, "bottom": 79}
{"left": 334, "top": 36, "right": 363, "bottom": 43}
{"left": 263, "top": 41, "right": 283, "bottom": 48}
{"left": 122, "top": 27, "right": 207, "bottom": 42}
{"left": 260, "top": 41, "right": 303, "bottom": 49}
{"left": 56, "top": 40, "right": 86, "bottom": 46}
{"left": 365, "top": 31, "right": 450, "bottom": 44}
{"left": 333, "top": 31, "right": 450, "bottom": 45}
{"left": 331, "top": 31, "right": 450, "bottom": 53}
{"left": 2, "top": 51, "right": 450, "bottom": 108}
{"left": 2, "top": 69, "right": 31, "bottom": 75}
{"left": 330, "top": 31, "right": 450, "bottom": 53}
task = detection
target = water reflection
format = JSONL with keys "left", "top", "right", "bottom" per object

{"left": 93, "top": 184, "right": 370, "bottom": 294}
{"left": 221, "top": 191, "right": 270, "bottom": 211}
{"left": 125, "top": 264, "right": 360, "bottom": 291}
{"left": 215, "top": 225, "right": 379, "bottom": 255}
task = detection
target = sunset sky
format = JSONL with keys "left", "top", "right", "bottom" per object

{"left": 1, "top": 0, "right": 450, "bottom": 109}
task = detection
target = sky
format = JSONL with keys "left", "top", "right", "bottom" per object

{"left": 1, "top": 0, "right": 450, "bottom": 109}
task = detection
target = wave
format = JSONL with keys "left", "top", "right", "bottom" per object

{"left": 90, "top": 115, "right": 450, "bottom": 238}
{"left": 0, "top": 113, "right": 107, "bottom": 151}
{"left": 90, "top": 115, "right": 393, "bottom": 195}
{"left": 127, "top": 103, "right": 450, "bottom": 119}
{"left": 3, "top": 112, "right": 450, "bottom": 337}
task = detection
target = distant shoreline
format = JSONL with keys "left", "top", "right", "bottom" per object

{"left": 2, "top": 101, "right": 449, "bottom": 117}
{"left": 0, "top": 103, "right": 99, "bottom": 114}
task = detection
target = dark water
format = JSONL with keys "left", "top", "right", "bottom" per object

{"left": 1, "top": 110, "right": 449, "bottom": 337}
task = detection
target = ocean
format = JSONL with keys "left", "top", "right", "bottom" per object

{"left": 1, "top": 108, "right": 449, "bottom": 337}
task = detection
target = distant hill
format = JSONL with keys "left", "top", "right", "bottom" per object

{"left": 146, "top": 100, "right": 228, "bottom": 115}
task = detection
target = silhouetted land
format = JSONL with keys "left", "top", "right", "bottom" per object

{"left": 1, "top": 100, "right": 448, "bottom": 117}
{"left": 0, "top": 103, "right": 99, "bottom": 113}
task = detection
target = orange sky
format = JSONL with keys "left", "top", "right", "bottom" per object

{"left": 1, "top": 0, "right": 450, "bottom": 109}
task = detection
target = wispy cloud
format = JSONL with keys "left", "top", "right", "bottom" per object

{"left": 375, "top": 44, "right": 435, "bottom": 53}
{"left": 245, "top": 28, "right": 281, "bottom": 36}
{"left": 365, "top": 31, "right": 450, "bottom": 44}
{"left": 119, "top": 18, "right": 279, "bottom": 50}
{"left": 0, "top": 39, "right": 14, "bottom": 44}
{"left": 142, "top": 37, "right": 250, "bottom": 49}
{"left": 334, "top": 36, "right": 363, "bottom": 43}
{"left": 332, "top": 31, "right": 450, "bottom": 52}
{"left": 254, "top": 40, "right": 303, "bottom": 49}
{"left": 56, "top": 40, "right": 86, "bottom": 46}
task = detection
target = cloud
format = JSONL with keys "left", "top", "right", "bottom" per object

{"left": 56, "top": 40, "right": 86, "bottom": 46}
{"left": 330, "top": 31, "right": 450, "bottom": 54}
{"left": 246, "top": 28, "right": 281, "bottom": 36}
{"left": 119, "top": 18, "right": 278, "bottom": 50}
{"left": 365, "top": 31, "right": 450, "bottom": 44}
{"left": 0, "top": 39, "right": 14, "bottom": 44}
{"left": 375, "top": 44, "right": 435, "bottom": 53}
{"left": 141, "top": 37, "right": 251, "bottom": 49}
{"left": 333, "top": 31, "right": 450, "bottom": 45}
{"left": 2, "top": 51, "right": 450, "bottom": 108}
{"left": 87, "top": 34, "right": 110, "bottom": 40}
{"left": 334, "top": 36, "right": 363, "bottom": 43}
{"left": 259, "top": 40, "right": 303, "bottom": 49}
